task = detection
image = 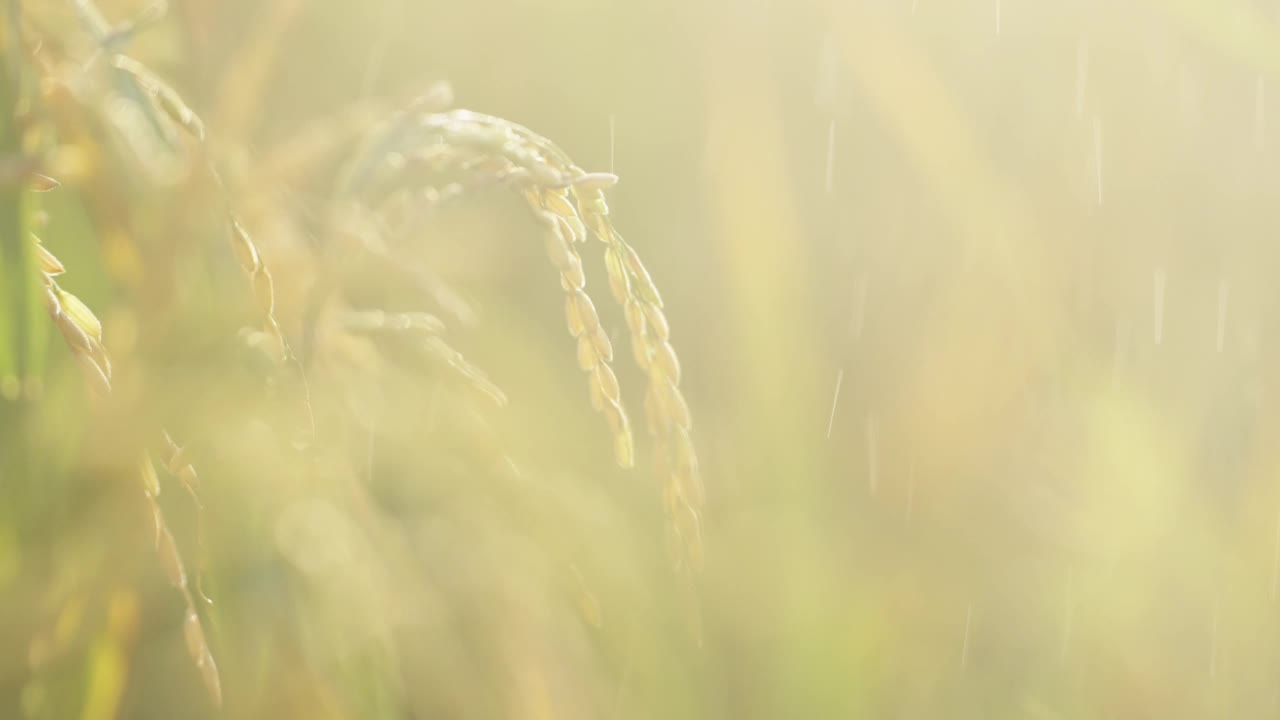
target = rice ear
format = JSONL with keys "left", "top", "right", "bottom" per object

{"left": 332, "top": 106, "right": 705, "bottom": 579}
{"left": 34, "top": 231, "right": 223, "bottom": 705}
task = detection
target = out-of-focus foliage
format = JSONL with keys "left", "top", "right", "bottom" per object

{"left": 4, "top": 0, "right": 1280, "bottom": 718}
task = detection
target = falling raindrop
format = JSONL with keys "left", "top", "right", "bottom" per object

{"left": 826, "top": 369, "right": 844, "bottom": 439}
{"left": 1075, "top": 36, "right": 1089, "bottom": 118}
{"left": 866, "top": 414, "right": 879, "bottom": 495}
{"left": 1153, "top": 268, "right": 1166, "bottom": 345}
{"left": 960, "top": 603, "right": 974, "bottom": 668}
{"left": 995, "top": 0, "right": 1001, "bottom": 35}
{"left": 1217, "top": 280, "right": 1229, "bottom": 353}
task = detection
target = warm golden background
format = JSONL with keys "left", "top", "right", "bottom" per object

{"left": 5, "top": 0, "right": 1280, "bottom": 717}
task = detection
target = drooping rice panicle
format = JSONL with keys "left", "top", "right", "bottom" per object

{"left": 109, "top": 54, "right": 205, "bottom": 142}
{"left": 38, "top": 232, "right": 222, "bottom": 707}
{"left": 106, "top": 44, "right": 318, "bottom": 443}
{"left": 336, "top": 108, "right": 703, "bottom": 572}
{"left": 147, "top": 455, "right": 222, "bottom": 706}
{"left": 17, "top": 0, "right": 716, "bottom": 709}
{"left": 38, "top": 236, "right": 113, "bottom": 399}
{"left": 27, "top": 3, "right": 226, "bottom": 684}
{"left": 572, "top": 184, "right": 704, "bottom": 572}
{"left": 526, "top": 187, "right": 635, "bottom": 469}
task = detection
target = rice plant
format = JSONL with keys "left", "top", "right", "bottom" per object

{"left": 8, "top": 0, "right": 1278, "bottom": 718}
{"left": 2, "top": 1, "right": 702, "bottom": 717}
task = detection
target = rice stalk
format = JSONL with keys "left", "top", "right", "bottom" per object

{"left": 37, "top": 236, "right": 112, "bottom": 399}
{"left": 336, "top": 107, "right": 703, "bottom": 573}
{"left": 571, "top": 184, "right": 703, "bottom": 572}
{"left": 60, "top": 0, "right": 309, "bottom": 416}
{"left": 527, "top": 189, "right": 635, "bottom": 470}
{"left": 117, "top": 55, "right": 290, "bottom": 363}
{"left": 107, "top": 34, "right": 319, "bottom": 444}
{"left": 19, "top": 0, "right": 711, "bottom": 708}
{"left": 109, "top": 55, "right": 205, "bottom": 142}
{"left": 16, "top": 7, "right": 225, "bottom": 701}
{"left": 38, "top": 233, "right": 223, "bottom": 707}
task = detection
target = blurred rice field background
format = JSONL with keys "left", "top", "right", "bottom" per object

{"left": 4, "top": 0, "right": 1280, "bottom": 717}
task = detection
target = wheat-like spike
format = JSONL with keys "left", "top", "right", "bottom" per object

{"left": 108, "top": 52, "right": 312, "bottom": 440}
{"left": 39, "top": 248, "right": 112, "bottom": 398}
{"left": 335, "top": 108, "right": 699, "bottom": 573}
{"left": 413, "top": 111, "right": 583, "bottom": 189}
{"left": 335, "top": 84, "right": 457, "bottom": 194}
{"left": 160, "top": 431, "right": 200, "bottom": 496}
{"left": 96, "top": 53, "right": 280, "bottom": 355}
{"left": 527, "top": 191, "right": 634, "bottom": 468}
{"left": 31, "top": 173, "right": 60, "bottom": 192}
{"left": 159, "top": 430, "right": 217, "bottom": 605}
{"left": 340, "top": 110, "right": 591, "bottom": 201}
{"left": 221, "top": 208, "right": 318, "bottom": 456}
{"left": 110, "top": 55, "right": 206, "bottom": 142}
{"left": 572, "top": 184, "right": 703, "bottom": 573}
{"left": 227, "top": 218, "right": 287, "bottom": 358}
{"left": 341, "top": 108, "right": 699, "bottom": 564}
{"left": 38, "top": 235, "right": 223, "bottom": 706}
{"left": 217, "top": 185, "right": 319, "bottom": 447}
{"left": 32, "top": 10, "right": 223, "bottom": 702}
{"left": 152, "top": 496, "right": 222, "bottom": 705}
